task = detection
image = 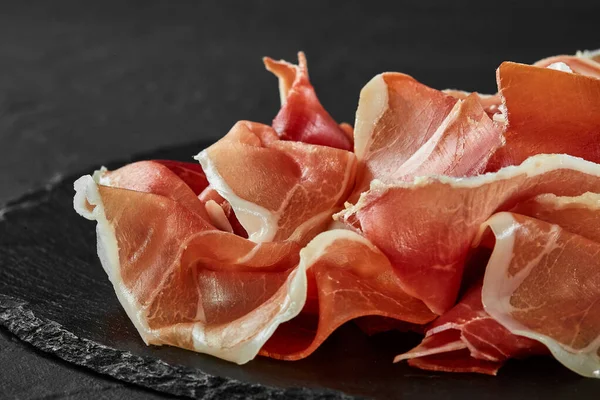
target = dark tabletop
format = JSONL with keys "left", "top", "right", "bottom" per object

{"left": 1, "top": 1, "right": 598, "bottom": 398}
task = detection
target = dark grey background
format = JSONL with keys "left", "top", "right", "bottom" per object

{"left": 1, "top": 0, "right": 598, "bottom": 398}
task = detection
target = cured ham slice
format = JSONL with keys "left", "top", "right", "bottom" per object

{"left": 73, "top": 166, "right": 332, "bottom": 364}
{"left": 339, "top": 154, "right": 600, "bottom": 315}
{"left": 487, "top": 62, "right": 600, "bottom": 171}
{"left": 264, "top": 53, "right": 353, "bottom": 151}
{"left": 352, "top": 73, "right": 503, "bottom": 193}
{"left": 481, "top": 212, "right": 600, "bottom": 378}
{"left": 398, "top": 192, "right": 600, "bottom": 375}
{"left": 259, "top": 230, "right": 435, "bottom": 360}
{"left": 395, "top": 283, "right": 546, "bottom": 375}
{"left": 196, "top": 120, "right": 356, "bottom": 242}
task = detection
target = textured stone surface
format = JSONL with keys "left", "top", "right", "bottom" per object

{"left": 0, "top": 328, "right": 169, "bottom": 400}
{"left": 0, "top": 295, "right": 352, "bottom": 399}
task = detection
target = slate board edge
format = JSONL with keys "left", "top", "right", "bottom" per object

{"left": 0, "top": 293, "right": 357, "bottom": 400}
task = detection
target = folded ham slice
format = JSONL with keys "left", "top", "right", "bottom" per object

{"left": 395, "top": 283, "right": 547, "bottom": 375}
{"left": 487, "top": 62, "right": 600, "bottom": 171}
{"left": 339, "top": 154, "right": 600, "bottom": 315}
{"left": 482, "top": 212, "right": 600, "bottom": 378}
{"left": 259, "top": 230, "right": 435, "bottom": 360}
{"left": 74, "top": 171, "right": 320, "bottom": 364}
{"left": 263, "top": 52, "right": 353, "bottom": 151}
{"left": 195, "top": 120, "right": 356, "bottom": 242}
{"left": 352, "top": 73, "right": 503, "bottom": 194}
{"left": 398, "top": 191, "right": 600, "bottom": 375}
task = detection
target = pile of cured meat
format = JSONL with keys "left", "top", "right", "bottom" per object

{"left": 74, "top": 50, "right": 600, "bottom": 378}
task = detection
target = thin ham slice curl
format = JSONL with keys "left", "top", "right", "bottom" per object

{"left": 264, "top": 52, "right": 353, "bottom": 151}
{"left": 74, "top": 173, "right": 311, "bottom": 364}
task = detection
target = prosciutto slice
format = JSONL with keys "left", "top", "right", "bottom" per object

{"left": 398, "top": 192, "right": 600, "bottom": 375}
{"left": 339, "top": 154, "right": 600, "bottom": 314}
{"left": 259, "top": 230, "right": 435, "bottom": 360}
{"left": 195, "top": 120, "right": 356, "bottom": 242}
{"left": 264, "top": 52, "right": 353, "bottom": 151}
{"left": 74, "top": 171, "right": 320, "bottom": 364}
{"left": 395, "top": 283, "right": 546, "bottom": 375}
{"left": 487, "top": 62, "right": 600, "bottom": 171}
{"left": 482, "top": 212, "right": 600, "bottom": 378}
{"left": 352, "top": 73, "right": 503, "bottom": 194}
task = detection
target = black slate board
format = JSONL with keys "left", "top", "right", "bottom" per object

{"left": 1, "top": 142, "right": 599, "bottom": 400}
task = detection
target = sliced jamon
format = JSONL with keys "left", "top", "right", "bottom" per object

{"left": 196, "top": 120, "right": 356, "bottom": 242}
{"left": 395, "top": 283, "right": 546, "bottom": 375}
{"left": 73, "top": 168, "right": 331, "bottom": 364}
{"left": 534, "top": 54, "right": 600, "bottom": 79}
{"left": 352, "top": 73, "right": 502, "bottom": 194}
{"left": 338, "top": 154, "right": 600, "bottom": 314}
{"left": 481, "top": 212, "right": 600, "bottom": 378}
{"left": 259, "top": 230, "right": 435, "bottom": 360}
{"left": 487, "top": 62, "right": 600, "bottom": 171}
{"left": 398, "top": 192, "right": 600, "bottom": 375}
{"left": 264, "top": 52, "right": 353, "bottom": 151}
